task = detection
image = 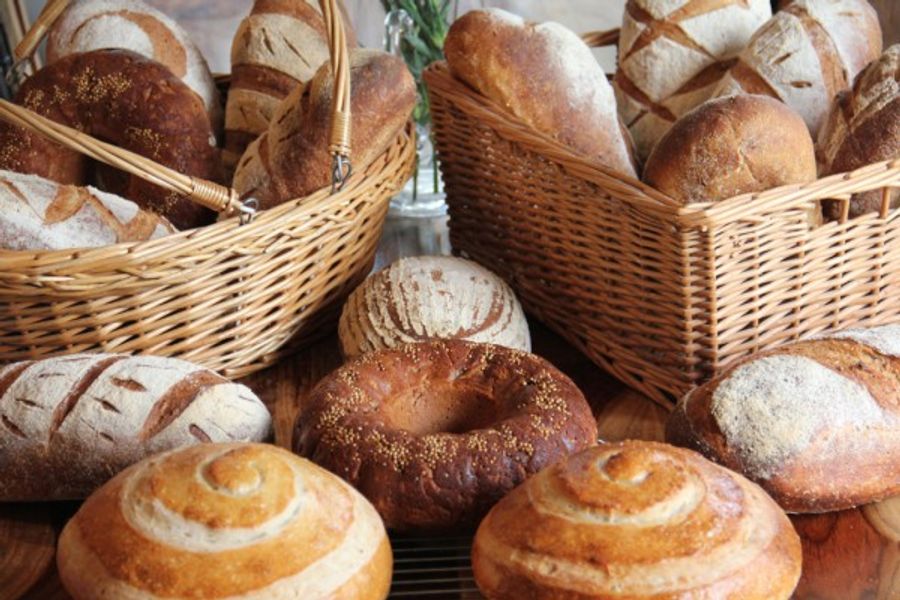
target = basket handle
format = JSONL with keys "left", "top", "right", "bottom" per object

{"left": 581, "top": 28, "right": 620, "bottom": 49}
{"left": 14, "top": 0, "right": 69, "bottom": 63}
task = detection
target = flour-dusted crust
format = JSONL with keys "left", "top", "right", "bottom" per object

{"left": 445, "top": 8, "right": 637, "bottom": 177}
{"left": 472, "top": 442, "right": 801, "bottom": 599}
{"left": 46, "top": 0, "right": 221, "bottom": 136}
{"left": 338, "top": 256, "right": 530, "bottom": 357}
{"left": 614, "top": 0, "right": 771, "bottom": 161}
{"left": 57, "top": 443, "right": 392, "bottom": 599}
{"left": 668, "top": 324, "right": 900, "bottom": 512}
{"left": 0, "top": 354, "right": 272, "bottom": 501}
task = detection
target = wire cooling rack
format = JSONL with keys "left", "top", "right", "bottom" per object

{"left": 389, "top": 535, "right": 483, "bottom": 598}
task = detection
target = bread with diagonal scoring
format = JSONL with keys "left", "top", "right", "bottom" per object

{"left": 0, "top": 353, "right": 272, "bottom": 501}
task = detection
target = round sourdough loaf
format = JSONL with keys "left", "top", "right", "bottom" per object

{"left": 57, "top": 443, "right": 392, "bottom": 599}
{"left": 471, "top": 441, "right": 802, "bottom": 599}
{"left": 338, "top": 256, "right": 530, "bottom": 358}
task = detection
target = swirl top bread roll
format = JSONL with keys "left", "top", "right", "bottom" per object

{"left": 57, "top": 443, "right": 392, "bottom": 600}
{"left": 472, "top": 441, "right": 801, "bottom": 599}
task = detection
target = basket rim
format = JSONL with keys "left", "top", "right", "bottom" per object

{"left": 425, "top": 61, "right": 900, "bottom": 228}
{"left": 0, "top": 122, "right": 416, "bottom": 269}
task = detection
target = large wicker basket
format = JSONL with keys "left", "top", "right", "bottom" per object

{"left": 425, "top": 31, "right": 900, "bottom": 408}
{"left": 0, "top": 0, "right": 416, "bottom": 379}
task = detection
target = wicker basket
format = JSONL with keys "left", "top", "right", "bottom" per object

{"left": 425, "top": 30, "right": 900, "bottom": 408}
{"left": 0, "top": 0, "right": 416, "bottom": 379}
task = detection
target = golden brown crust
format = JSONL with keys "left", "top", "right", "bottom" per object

{"left": 643, "top": 94, "right": 817, "bottom": 205}
{"left": 472, "top": 441, "right": 802, "bottom": 599}
{"left": 0, "top": 49, "right": 220, "bottom": 229}
{"left": 293, "top": 340, "right": 598, "bottom": 532}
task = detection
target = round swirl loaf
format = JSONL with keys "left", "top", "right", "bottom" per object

{"left": 57, "top": 443, "right": 392, "bottom": 600}
{"left": 472, "top": 441, "right": 802, "bottom": 599}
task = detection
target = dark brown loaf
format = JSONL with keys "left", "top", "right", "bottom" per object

{"left": 643, "top": 94, "right": 818, "bottom": 205}
{"left": 0, "top": 353, "right": 272, "bottom": 501}
{"left": 818, "top": 45, "right": 900, "bottom": 220}
{"left": 232, "top": 49, "right": 415, "bottom": 209}
{"left": 293, "top": 340, "right": 598, "bottom": 532}
{"left": 444, "top": 8, "right": 638, "bottom": 177}
{"left": 0, "top": 49, "right": 221, "bottom": 229}
{"left": 667, "top": 324, "right": 900, "bottom": 513}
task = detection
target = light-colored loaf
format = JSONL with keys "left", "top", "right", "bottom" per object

{"left": 0, "top": 170, "right": 175, "bottom": 251}
{"left": 714, "top": 0, "right": 882, "bottom": 137}
{"left": 233, "top": 49, "right": 415, "bottom": 208}
{"left": 472, "top": 441, "right": 802, "bottom": 599}
{"left": 614, "top": 0, "right": 772, "bottom": 162}
{"left": 444, "top": 8, "right": 637, "bottom": 177}
{"left": 225, "top": 0, "right": 356, "bottom": 168}
{"left": 643, "top": 94, "right": 818, "bottom": 206}
{"left": 818, "top": 45, "right": 900, "bottom": 220}
{"left": 667, "top": 323, "right": 900, "bottom": 513}
{"left": 57, "top": 443, "right": 392, "bottom": 600}
{"left": 0, "top": 354, "right": 272, "bottom": 501}
{"left": 338, "top": 256, "right": 531, "bottom": 358}
{"left": 46, "top": 0, "right": 221, "bottom": 135}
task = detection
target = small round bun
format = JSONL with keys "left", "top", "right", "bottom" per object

{"left": 643, "top": 94, "right": 817, "bottom": 205}
{"left": 339, "top": 256, "right": 530, "bottom": 358}
{"left": 57, "top": 443, "right": 392, "bottom": 600}
{"left": 472, "top": 441, "right": 802, "bottom": 599}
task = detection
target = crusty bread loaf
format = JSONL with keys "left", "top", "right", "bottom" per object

{"left": 818, "top": 45, "right": 900, "bottom": 220}
{"left": 233, "top": 49, "right": 415, "bottom": 208}
{"left": 444, "top": 8, "right": 638, "bottom": 177}
{"left": 667, "top": 323, "right": 900, "bottom": 513}
{"left": 338, "top": 256, "right": 530, "bottom": 358}
{"left": 643, "top": 94, "right": 818, "bottom": 205}
{"left": 47, "top": 0, "right": 221, "bottom": 136}
{"left": 615, "top": 0, "right": 771, "bottom": 162}
{"left": 0, "top": 170, "right": 175, "bottom": 250}
{"left": 714, "top": 0, "right": 883, "bottom": 137}
{"left": 472, "top": 441, "right": 802, "bottom": 599}
{"left": 0, "top": 354, "right": 272, "bottom": 501}
{"left": 57, "top": 443, "right": 392, "bottom": 600}
{"left": 225, "top": 0, "right": 356, "bottom": 168}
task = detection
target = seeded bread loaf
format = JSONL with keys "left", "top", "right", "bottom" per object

{"left": 0, "top": 353, "right": 272, "bottom": 501}
{"left": 667, "top": 324, "right": 900, "bottom": 513}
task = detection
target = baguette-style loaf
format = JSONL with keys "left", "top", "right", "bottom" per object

{"left": 233, "top": 49, "right": 415, "bottom": 208}
{"left": 714, "top": 0, "right": 883, "bottom": 137}
{"left": 0, "top": 354, "right": 272, "bottom": 501}
{"left": 225, "top": 0, "right": 357, "bottom": 168}
{"left": 46, "top": 0, "right": 221, "bottom": 135}
{"left": 0, "top": 170, "right": 175, "bottom": 250}
{"left": 444, "top": 8, "right": 637, "bottom": 177}
{"left": 615, "top": 0, "right": 772, "bottom": 162}
{"left": 667, "top": 324, "right": 900, "bottom": 513}
{"left": 818, "top": 45, "right": 900, "bottom": 220}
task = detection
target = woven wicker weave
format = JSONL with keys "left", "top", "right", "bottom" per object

{"left": 425, "top": 33, "right": 900, "bottom": 408}
{"left": 0, "top": 0, "right": 416, "bottom": 378}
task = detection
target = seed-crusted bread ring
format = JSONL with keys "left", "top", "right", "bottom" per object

{"left": 293, "top": 340, "right": 598, "bottom": 532}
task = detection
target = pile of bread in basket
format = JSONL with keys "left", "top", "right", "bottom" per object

{"left": 1, "top": 0, "right": 899, "bottom": 599}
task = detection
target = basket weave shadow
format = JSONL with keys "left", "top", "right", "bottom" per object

{"left": 425, "top": 57, "right": 900, "bottom": 408}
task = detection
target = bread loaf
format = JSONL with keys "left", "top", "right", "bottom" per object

{"left": 444, "top": 8, "right": 638, "bottom": 177}
{"left": 615, "top": 0, "right": 771, "bottom": 162}
{"left": 338, "top": 256, "right": 530, "bottom": 358}
{"left": 714, "top": 0, "right": 883, "bottom": 137}
{"left": 818, "top": 45, "right": 900, "bottom": 220}
{"left": 47, "top": 0, "right": 221, "bottom": 135}
{"left": 643, "top": 94, "right": 818, "bottom": 205}
{"left": 233, "top": 49, "right": 415, "bottom": 208}
{"left": 0, "top": 170, "right": 175, "bottom": 250}
{"left": 57, "top": 443, "right": 392, "bottom": 600}
{"left": 225, "top": 0, "right": 356, "bottom": 168}
{"left": 0, "top": 354, "right": 272, "bottom": 501}
{"left": 472, "top": 441, "right": 802, "bottom": 599}
{"left": 667, "top": 323, "right": 900, "bottom": 513}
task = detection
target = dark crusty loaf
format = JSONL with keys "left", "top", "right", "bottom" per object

{"left": 0, "top": 353, "right": 271, "bottom": 501}
{"left": 667, "top": 323, "right": 900, "bottom": 513}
